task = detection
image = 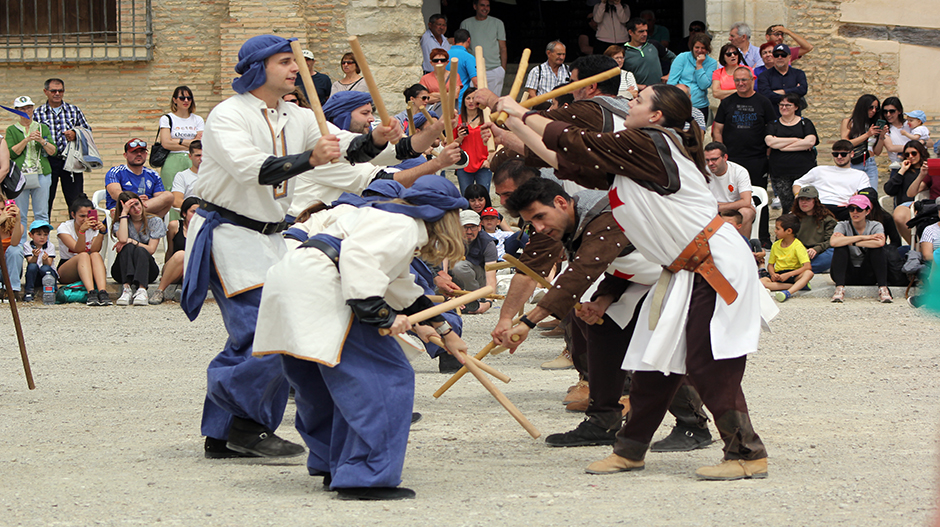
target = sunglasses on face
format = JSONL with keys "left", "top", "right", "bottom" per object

{"left": 431, "top": 58, "right": 448, "bottom": 63}
{"left": 47, "top": 89, "right": 64, "bottom": 94}
{"left": 420, "top": 96, "right": 430, "bottom": 101}
{"left": 847, "top": 206, "right": 867, "bottom": 213}
{"left": 724, "top": 52, "right": 738, "bottom": 57}
{"left": 779, "top": 103, "right": 794, "bottom": 108}
{"left": 869, "top": 105, "right": 879, "bottom": 110}
{"left": 127, "top": 140, "right": 147, "bottom": 149}
{"left": 883, "top": 108, "right": 897, "bottom": 114}
{"left": 903, "top": 151, "right": 919, "bottom": 158}
{"left": 176, "top": 95, "right": 193, "bottom": 101}
{"left": 832, "top": 151, "right": 850, "bottom": 158}
{"left": 341, "top": 61, "right": 356, "bottom": 65}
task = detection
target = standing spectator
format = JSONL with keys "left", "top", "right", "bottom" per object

{"left": 33, "top": 78, "right": 91, "bottom": 215}
{"left": 792, "top": 139, "right": 871, "bottom": 221}
{"left": 757, "top": 45, "right": 808, "bottom": 115}
{"left": 672, "top": 20, "right": 707, "bottom": 54}
{"left": 639, "top": 10, "right": 669, "bottom": 48}
{"left": 884, "top": 140, "right": 928, "bottom": 244}
{"left": 829, "top": 195, "right": 893, "bottom": 303}
{"left": 22, "top": 219, "right": 56, "bottom": 302}
{"left": 171, "top": 140, "right": 202, "bottom": 208}
{"left": 421, "top": 48, "right": 460, "bottom": 110}
{"left": 456, "top": 88, "right": 492, "bottom": 194}
{"left": 448, "top": 30, "right": 478, "bottom": 111}
{"left": 150, "top": 196, "right": 199, "bottom": 305}
{"left": 765, "top": 93, "right": 818, "bottom": 214}
{"left": 282, "top": 89, "right": 310, "bottom": 108}
{"left": 592, "top": 0, "right": 629, "bottom": 55}
{"left": 330, "top": 53, "right": 368, "bottom": 97}
{"left": 622, "top": 18, "right": 664, "bottom": 89}
{"left": 603, "top": 45, "right": 638, "bottom": 99}
{"left": 711, "top": 43, "right": 752, "bottom": 101}
{"left": 704, "top": 142, "right": 755, "bottom": 235}
{"left": 111, "top": 191, "right": 165, "bottom": 306}
{"left": 6, "top": 96, "right": 56, "bottom": 244}
{"left": 666, "top": 34, "right": 717, "bottom": 120}
{"left": 460, "top": 0, "right": 506, "bottom": 95}
{"left": 753, "top": 42, "right": 775, "bottom": 78}
{"left": 840, "top": 94, "right": 884, "bottom": 189}
{"left": 524, "top": 41, "right": 571, "bottom": 99}
{"left": 295, "top": 49, "right": 331, "bottom": 107}
{"left": 104, "top": 139, "right": 174, "bottom": 219}
{"left": 56, "top": 194, "right": 110, "bottom": 306}
{"left": 157, "top": 86, "right": 205, "bottom": 193}
{"left": 881, "top": 96, "right": 913, "bottom": 187}
{"left": 791, "top": 186, "right": 837, "bottom": 274}
{"left": 764, "top": 25, "right": 814, "bottom": 61}
{"left": 713, "top": 67, "right": 777, "bottom": 246}
{"left": 420, "top": 14, "right": 451, "bottom": 74}
{"left": 728, "top": 22, "right": 760, "bottom": 67}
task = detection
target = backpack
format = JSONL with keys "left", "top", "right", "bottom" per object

{"left": 55, "top": 281, "right": 87, "bottom": 304}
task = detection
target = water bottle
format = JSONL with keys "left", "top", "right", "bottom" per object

{"left": 42, "top": 272, "right": 55, "bottom": 305}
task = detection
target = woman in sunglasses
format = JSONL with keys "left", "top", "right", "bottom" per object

{"left": 158, "top": 86, "right": 204, "bottom": 196}
{"left": 840, "top": 94, "right": 885, "bottom": 189}
{"left": 330, "top": 52, "right": 368, "bottom": 97}
{"left": 711, "top": 43, "right": 753, "bottom": 100}
{"left": 420, "top": 48, "right": 460, "bottom": 113}
{"left": 393, "top": 84, "right": 431, "bottom": 131}
{"left": 829, "top": 194, "right": 892, "bottom": 303}
{"left": 884, "top": 140, "right": 929, "bottom": 244}
{"left": 765, "top": 93, "right": 818, "bottom": 214}
{"left": 880, "top": 96, "right": 914, "bottom": 188}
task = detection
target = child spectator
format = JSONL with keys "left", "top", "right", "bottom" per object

{"left": 480, "top": 207, "right": 514, "bottom": 260}
{"left": 0, "top": 201, "right": 24, "bottom": 297}
{"left": 901, "top": 110, "right": 929, "bottom": 144}
{"left": 720, "top": 209, "right": 766, "bottom": 274}
{"left": 57, "top": 194, "right": 111, "bottom": 306}
{"left": 761, "top": 213, "right": 814, "bottom": 302}
{"left": 111, "top": 191, "right": 166, "bottom": 306}
{"left": 791, "top": 186, "right": 836, "bottom": 273}
{"left": 829, "top": 195, "right": 892, "bottom": 303}
{"left": 22, "top": 220, "right": 56, "bottom": 302}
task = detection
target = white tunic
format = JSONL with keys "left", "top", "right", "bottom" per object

{"left": 253, "top": 208, "right": 427, "bottom": 366}
{"left": 286, "top": 163, "right": 385, "bottom": 219}
{"left": 610, "top": 137, "right": 778, "bottom": 375}
{"left": 185, "top": 92, "right": 400, "bottom": 296}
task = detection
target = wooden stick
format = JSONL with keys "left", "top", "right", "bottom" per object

{"left": 450, "top": 289, "right": 505, "bottom": 300}
{"left": 474, "top": 46, "right": 497, "bottom": 153}
{"left": 0, "top": 245, "right": 34, "bottom": 389}
{"left": 348, "top": 36, "right": 397, "bottom": 144}
{"left": 379, "top": 285, "right": 493, "bottom": 336}
{"left": 427, "top": 336, "right": 510, "bottom": 383}
{"left": 494, "top": 48, "right": 531, "bottom": 126}
{"left": 460, "top": 350, "right": 540, "bottom": 438}
{"left": 426, "top": 295, "right": 446, "bottom": 303}
{"left": 503, "top": 254, "right": 602, "bottom": 325}
{"left": 485, "top": 261, "right": 513, "bottom": 271}
{"left": 519, "top": 92, "right": 529, "bottom": 103}
{"left": 520, "top": 66, "right": 621, "bottom": 110}
{"left": 290, "top": 42, "right": 336, "bottom": 163}
{"left": 406, "top": 102, "right": 415, "bottom": 135}
{"left": 434, "top": 312, "right": 526, "bottom": 398}
{"left": 447, "top": 58, "right": 460, "bottom": 141}
{"left": 434, "top": 64, "right": 454, "bottom": 143}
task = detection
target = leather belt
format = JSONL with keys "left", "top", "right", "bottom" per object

{"left": 201, "top": 202, "right": 288, "bottom": 235}
{"left": 648, "top": 215, "right": 738, "bottom": 330}
{"left": 300, "top": 237, "right": 340, "bottom": 268}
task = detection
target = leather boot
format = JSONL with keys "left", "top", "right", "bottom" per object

{"left": 585, "top": 453, "right": 645, "bottom": 474}
{"left": 695, "top": 458, "right": 768, "bottom": 480}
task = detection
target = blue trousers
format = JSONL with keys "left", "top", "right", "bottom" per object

{"left": 14, "top": 174, "right": 50, "bottom": 245}
{"left": 851, "top": 157, "right": 878, "bottom": 189}
{"left": 456, "top": 167, "right": 493, "bottom": 196}
{"left": 24, "top": 263, "right": 56, "bottom": 293}
{"left": 281, "top": 318, "right": 414, "bottom": 489}
{"left": 200, "top": 266, "right": 289, "bottom": 440}
{"left": 810, "top": 247, "right": 833, "bottom": 274}
{"left": 4, "top": 245, "right": 23, "bottom": 291}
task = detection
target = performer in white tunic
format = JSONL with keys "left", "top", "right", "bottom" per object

{"left": 253, "top": 176, "right": 468, "bottom": 501}
{"left": 496, "top": 84, "right": 777, "bottom": 481}
{"left": 180, "top": 34, "right": 445, "bottom": 459}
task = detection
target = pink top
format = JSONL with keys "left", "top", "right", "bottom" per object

{"left": 712, "top": 65, "right": 755, "bottom": 90}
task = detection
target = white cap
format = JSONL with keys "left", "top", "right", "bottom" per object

{"left": 13, "top": 96, "right": 33, "bottom": 108}
{"left": 302, "top": 49, "right": 315, "bottom": 61}
{"left": 460, "top": 210, "right": 480, "bottom": 226}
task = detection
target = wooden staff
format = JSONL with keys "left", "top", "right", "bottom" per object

{"left": 434, "top": 64, "right": 454, "bottom": 143}
{"left": 348, "top": 36, "right": 398, "bottom": 144}
{"left": 447, "top": 58, "right": 460, "bottom": 140}
{"left": 494, "top": 48, "right": 531, "bottom": 126}
{"left": 406, "top": 102, "right": 415, "bottom": 135}
{"left": 434, "top": 312, "right": 526, "bottom": 398}
{"left": 428, "top": 336, "right": 510, "bottom": 383}
{"left": 0, "top": 245, "right": 35, "bottom": 389}
{"left": 449, "top": 289, "right": 505, "bottom": 300}
{"left": 519, "top": 92, "right": 530, "bottom": 103}
{"left": 418, "top": 106, "right": 446, "bottom": 144}
{"left": 378, "top": 285, "right": 493, "bottom": 336}
{"left": 290, "top": 41, "right": 330, "bottom": 138}
{"left": 485, "top": 261, "right": 513, "bottom": 271}
{"left": 520, "top": 66, "right": 621, "bottom": 111}
{"left": 474, "top": 46, "right": 497, "bottom": 153}
{"left": 426, "top": 294, "right": 446, "bottom": 303}
{"left": 503, "top": 254, "right": 602, "bottom": 325}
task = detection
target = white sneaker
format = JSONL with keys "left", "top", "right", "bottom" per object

{"left": 770, "top": 197, "right": 781, "bottom": 210}
{"left": 133, "top": 288, "right": 149, "bottom": 306}
{"left": 116, "top": 286, "right": 132, "bottom": 306}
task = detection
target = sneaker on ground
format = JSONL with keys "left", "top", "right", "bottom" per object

{"left": 98, "top": 290, "right": 112, "bottom": 306}
{"left": 541, "top": 349, "right": 574, "bottom": 370}
{"left": 133, "top": 288, "right": 149, "bottom": 306}
{"left": 116, "top": 287, "right": 132, "bottom": 306}
{"left": 87, "top": 289, "right": 101, "bottom": 306}
{"left": 23, "top": 293, "right": 33, "bottom": 302}
{"left": 878, "top": 286, "right": 892, "bottom": 303}
{"left": 770, "top": 197, "right": 781, "bottom": 209}
{"left": 149, "top": 289, "right": 165, "bottom": 305}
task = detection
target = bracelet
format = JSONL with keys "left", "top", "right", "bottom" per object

{"left": 519, "top": 315, "right": 537, "bottom": 329}
{"left": 179, "top": 138, "right": 183, "bottom": 145}
{"left": 120, "top": 215, "right": 129, "bottom": 219}
{"left": 521, "top": 110, "right": 540, "bottom": 126}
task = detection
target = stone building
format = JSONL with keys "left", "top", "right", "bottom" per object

{"left": 0, "top": 0, "right": 936, "bottom": 223}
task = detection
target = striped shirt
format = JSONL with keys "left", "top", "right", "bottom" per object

{"left": 33, "top": 102, "right": 91, "bottom": 156}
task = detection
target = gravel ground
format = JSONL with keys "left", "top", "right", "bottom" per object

{"left": 0, "top": 288, "right": 938, "bottom": 526}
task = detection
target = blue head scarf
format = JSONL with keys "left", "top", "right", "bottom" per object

{"left": 411, "top": 109, "right": 438, "bottom": 130}
{"left": 332, "top": 176, "right": 467, "bottom": 222}
{"left": 322, "top": 91, "right": 373, "bottom": 131}
{"left": 332, "top": 179, "right": 405, "bottom": 209}
{"left": 232, "top": 35, "right": 297, "bottom": 94}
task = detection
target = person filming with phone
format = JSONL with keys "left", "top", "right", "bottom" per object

{"left": 56, "top": 194, "right": 110, "bottom": 305}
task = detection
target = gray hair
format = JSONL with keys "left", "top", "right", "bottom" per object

{"left": 546, "top": 40, "right": 565, "bottom": 53}
{"left": 731, "top": 22, "right": 751, "bottom": 38}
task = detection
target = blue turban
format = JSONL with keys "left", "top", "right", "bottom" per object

{"left": 411, "top": 109, "right": 438, "bottom": 130}
{"left": 322, "top": 91, "right": 373, "bottom": 131}
{"left": 332, "top": 176, "right": 467, "bottom": 222}
{"left": 232, "top": 35, "right": 297, "bottom": 94}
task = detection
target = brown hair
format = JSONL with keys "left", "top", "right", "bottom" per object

{"left": 284, "top": 87, "right": 311, "bottom": 109}
{"left": 429, "top": 48, "right": 449, "bottom": 62}
{"left": 341, "top": 52, "right": 360, "bottom": 74}
{"left": 603, "top": 44, "right": 625, "bottom": 58}
{"left": 115, "top": 191, "right": 152, "bottom": 238}
{"left": 688, "top": 33, "right": 712, "bottom": 54}
{"left": 790, "top": 195, "right": 834, "bottom": 227}
{"left": 170, "top": 85, "right": 196, "bottom": 115}
{"left": 718, "top": 43, "right": 742, "bottom": 67}
{"left": 648, "top": 84, "right": 708, "bottom": 178}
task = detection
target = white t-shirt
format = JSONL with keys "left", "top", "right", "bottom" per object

{"left": 56, "top": 220, "right": 101, "bottom": 261}
{"left": 159, "top": 113, "right": 205, "bottom": 141}
{"left": 707, "top": 161, "right": 752, "bottom": 203}
{"left": 792, "top": 166, "right": 871, "bottom": 206}
{"left": 887, "top": 123, "right": 913, "bottom": 163}
{"left": 921, "top": 222, "right": 940, "bottom": 247}
{"left": 171, "top": 168, "right": 199, "bottom": 199}
{"left": 910, "top": 125, "right": 930, "bottom": 142}
{"left": 24, "top": 239, "right": 56, "bottom": 261}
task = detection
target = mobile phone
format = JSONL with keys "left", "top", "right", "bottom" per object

{"left": 87, "top": 210, "right": 98, "bottom": 222}
{"left": 875, "top": 119, "right": 887, "bottom": 128}
{"left": 4, "top": 200, "right": 14, "bottom": 206}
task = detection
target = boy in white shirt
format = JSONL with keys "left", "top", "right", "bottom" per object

{"left": 171, "top": 140, "right": 202, "bottom": 208}
{"left": 22, "top": 220, "right": 56, "bottom": 301}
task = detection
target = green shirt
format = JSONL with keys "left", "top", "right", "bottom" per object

{"left": 459, "top": 16, "right": 505, "bottom": 69}
{"left": 623, "top": 42, "right": 662, "bottom": 86}
{"left": 5, "top": 122, "right": 55, "bottom": 175}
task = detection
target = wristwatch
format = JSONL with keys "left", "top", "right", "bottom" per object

{"left": 435, "top": 321, "right": 453, "bottom": 337}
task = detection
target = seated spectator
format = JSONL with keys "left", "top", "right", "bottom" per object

{"left": 150, "top": 196, "right": 198, "bottom": 305}
{"left": 919, "top": 198, "right": 940, "bottom": 265}
{"left": 757, "top": 44, "right": 808, "bottom": 116}
{"left": 900, "top": 110, "right": 929, "bottom": 145}
{"left": 393, "top": 84, "right": 431, "bottom": 131}
{"left": 171, "top": 140, "right": 202, "bottom": 208}
{"left": 720, "top": 209, "right": 765, "bottom": 269}
{"left": 105, "top": 139, "right": 174, "bottom": 219}
{"left": 791, "top": 186, "right": 837, "bottom": 273}
{"left": 524, "top": 41, "right": 571, "bottom": 99}
{"left": 857, "top": 186, "right": 903, "bottom": 248}
{"left": 885, "top": 140, "right": 929, "bottom": 244}
{"left": 905, "top": 146, "right": 940, "bottom": 201}
{"left": 829, "top": 195, "right": 892, "bottom": 303}
{"left": 704, "top": 142, "right": 755, "bottom": 235}
{"left": 603, "top": 45, "right": 638, "bottom": 99}
{"left": 480, "top": 206, "right": 515, "bottom": 259}
{"left": 22, "top": 220, "right": 56, "bottom": 302}
{"left": 56, "top": 194, "right": 110, "bottom": 306}
{"left": 0, "top": 201, "right": 23, "bottom": 297}
{"left": 438, "top": 210, "right": 497, "bottom": 314}
{"left": 111, "top": 191, "right": 166, "bottom": 306}
{"left": 792, "top": 139, "right": 870, "bottom": 220}
{"left": 761, "top": 213, "right": 813, "bottom": 302}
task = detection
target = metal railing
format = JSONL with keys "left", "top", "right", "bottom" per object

{"left": 0, "top": 0, "right": 151, "bottom": 62}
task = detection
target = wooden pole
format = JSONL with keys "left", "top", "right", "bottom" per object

{"left": 427, "top": 336, "right": 510, "bottom": 383}
{"left": 474, "top": 46, "right": 497, "bottom": 153}
{"left": 520, "top": 67, "right": 621, "bottom": 110}
{"left": 348, "top": 36, "right": 398, "bottom": 144}
{"left": 503, "top": 254, "right": 602, "bottom": 325}
{"left": 460, "top": 350, "right": 540, "bottom": 438}
{"left": 0, "top": 245, "right": 34, "bottom": 389}
{"left": 290, "top": 41, "right": 336, "bottom": 163}
{"left": 434, "top": 64, "right": 454, "bottom": 143}
{"left": 494, "top": 48, "right": 531, "bottom": 126}
{"left": 447, "top": 57, "right": 460, "bottom": 140}
{"left": 406, "top": 102, "right": 416, "bottom": 135}
{"left": 433, "top": 312, "right": 527, "bottom": 398}
{"left": 378, "top": 286, "right": 493, "bottom": 336}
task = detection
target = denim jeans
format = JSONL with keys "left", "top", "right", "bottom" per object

{"left": 851, "top": 157, "right": 878, "bottom": 189}
{"left": 4, "top": 244, "right": 23, "bottom": 291}
{"left": 456, "top": 167, "right": 493, "bottom": 196}
{"left": 14, "top": 173, "right": 51, "bottom": 245}
{"left": 24, "top": 263, "right": 57, "bottom": 293}
{"left": 810, "top": 247, "right": 833, "bottom": 274}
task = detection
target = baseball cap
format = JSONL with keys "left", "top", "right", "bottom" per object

{"left": 797, "top": 186, "right": 818, "bottom": 199}
{"left": 772, "top": 44, "right": 790, "bottom": 56}
{"left": 906, "top": 110, "right": 927, "bottom": 122}
{"left": 302, "top": 49, "right": 315, "bottom": 61}
{"left": 13, "top": 96, "right": 34, "bottom": 108}
{"left": 460, "top": 210, "right": 481, "bottom": 226}
{"left": 480, "top": 207, "right": 499, "bottom": 218}
{"left": 847, "top": 195, "right": 871, "bottom": 210}
{"left": 124, "top": 138, "right": 148, "bottom": 152}
{"left": 28, "top": 219, "right": 51, "bottom": 232}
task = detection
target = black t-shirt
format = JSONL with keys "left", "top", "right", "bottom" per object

{"left": 765, "top": 117, "right": 818, "bottom": 176}
{"left": 714, "top": 92, "right": 777, "bottom": 159}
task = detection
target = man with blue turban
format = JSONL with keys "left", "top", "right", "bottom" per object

{"left": 181, "top": 34, "right": 447, "bottom": 460}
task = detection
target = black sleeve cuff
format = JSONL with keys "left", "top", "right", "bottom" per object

{"left": 402, "top": 295, "right": 445, "bottom": 325}
{"left": 345, "top": 131, "right": 386, "bottom": 164}
{"left": 371, "top": 170, "right": 395, "bottom": 183}
{"left": 395, "top": 136, "right": 421, "bottom": 160}
{"left": 258, "top": 152, "right": 313, "bottom": 185}
{"left": 346, "top": 296, "right": 398, "bottom": 328}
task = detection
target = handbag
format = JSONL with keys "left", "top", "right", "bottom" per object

{"left": 54, "top": 281, "right": 87, "bottom": 304}
{"left": 149, "top": 113, "right": 173, "bottom": 168}
{"left": 22, "top": 172, "right": 40, "bottom": 190}
{"left": 0, "top": 163, "right": 24, "bottom": 199}
{"left": 901, "top": 247, "right": 925, "bottom": 275}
